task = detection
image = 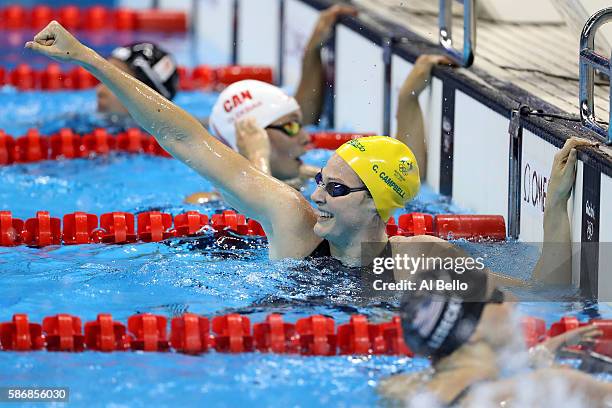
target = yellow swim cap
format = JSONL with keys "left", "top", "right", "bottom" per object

{"left": 336, "top": 136, "right": 420, "bottom": 220}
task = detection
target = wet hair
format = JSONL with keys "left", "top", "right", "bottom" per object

{"left": 111, "top": 43, "right": 179, "bottom": 100}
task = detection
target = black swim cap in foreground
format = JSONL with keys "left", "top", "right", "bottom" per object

{"left": 400, "top": 267, "right": 503, "bottom": 360}
{"left": 111, "top": 43, "right": 179, "bottom": 100}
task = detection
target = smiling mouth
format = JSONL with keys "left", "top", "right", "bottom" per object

{"left": 317, "top": 209, "right": 333, "bottom": 220}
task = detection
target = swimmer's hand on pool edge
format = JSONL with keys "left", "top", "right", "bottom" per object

{"left": 547, "top": 137, "right": 596, "bottom": 207}
{"left": 399, "top": 55, "right": 456, "bottom": 99}
{"left": 236, "top": 117, "right": 272, "bottom": 176}
{"left": 533, "top": 137, "right": 597, "bottom": 285}
{"left": 308, "top": 5, "right": 358, "bottom": 51}
{"left": 296, "top": 5, "right": 357, "bottom": 126}
{"left": 395, "top": 54, "right": 455, "bottom": 181}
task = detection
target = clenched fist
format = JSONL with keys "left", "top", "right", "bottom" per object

{"left": 25, "top": 20, "right": 87, "bottom": 63}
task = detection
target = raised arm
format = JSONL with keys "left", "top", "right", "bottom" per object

{"left": 532, "top": 137, "right": 596, "bottom": 284}
{"left": 294, "top": 5, "right": 357, "bottom": 125}
{"left": 26, "top": 22, "right": 318, "bottom": 256}
{"left": 395, "top": 55, "right": 453, "bottom": 180}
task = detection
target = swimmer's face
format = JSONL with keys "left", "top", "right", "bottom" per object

{"left": 266, "top": 110, "right": 310, "bottom": 180}
{"left": 470, "top": 302, "right": 516, "bottom": 350}
{"left": 311, "top": 154, "right": 378, "bottom": 242}
{"left": 96, "top": 58, "right": 131, "bottom": 115}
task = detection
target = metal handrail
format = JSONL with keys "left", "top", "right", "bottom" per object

{"left": 579, "top": 7, "right": 612, "bottom": 144}
{"left": 439, "top": 0, "right": 476, "bottom": 67}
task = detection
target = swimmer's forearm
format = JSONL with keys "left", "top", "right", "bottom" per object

{"left": 533, "top": 202, "right": 572, "bottom": 284}
{"left": 295, "top": 47, "right": 325, "bottom": 126}
{"left": 248, "top": 152, "right": 271, "bottom": 175}
{"left": 396, "top": 96, "right": 427, "bottom": 180}
{"left": 76, "top": 47, "right": 270, "bottom": 210}
{"left": 78, "top": 48, "right": 200, "bottom": 145}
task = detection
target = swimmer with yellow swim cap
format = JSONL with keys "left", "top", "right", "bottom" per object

{"left": 28, "top": 21, "right": 595, "bottom": 284}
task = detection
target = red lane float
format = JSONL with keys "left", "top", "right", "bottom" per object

{"left": 170, "top": 313, "right": 210, "bottom": 354}
{"left": 336, "top": 315, "right": 413, "bottom": 356}
{"left": 386, "top": 213, "right": 506, "bottom": 241}
{"left": 15, "top": 129, "right": 49, "bottom": 162}
{"left": 0, "top": 210, "right": 507, "bottom": 247}
{"left": 0, "top": 131, "right": 14, "bottom": 165}
{"left": 138, "top": 212, "right": 173, "bottom": 242}
{"left": 50, "top": 128, "right": 85, "bottom": 159}
{"left": 136, "top": 10, "right": 187, "bottom": 32}
{"left": 0, "top": 209, "right": 266, "bottom": 247}
{"left": 43, "top": 314, "right": 85, "bottom": 352}
{"left": 114, "top": 8, "right": 136, "bottom": 31}
{"left": 215, "top": 66, "right": 274, "bottom": 89}
{"left": 337, "top": 315, "right": 374, "bottom": 355}
{"left": 128, "top": 314, "right": 170, "bottom": 352}
{"left": 0, "top": 314, "right": 44, "bottom": 351}
{"left": 2, "top": 5, "right": 26, "bottom": 29}
{"left": 0, "top": 211, "right": 23, "bottom": 246}
{"left": 0, "top": 129, "right": 379, "bottom": 168}
{"left": 10, "top": 64, "right": 36, "bottom": 91}
{"left": 68, "top": 66, "right": 98, "bottom": 89}
{"left": 376, "top": 316, "right": 413, "bottom": 356}
{"left": 0, "top": 127, "right": 170, "bottom": 165}
{"left": 0, "top": 6, "right": 187, "bottom": 32}
{"left": 4, "top": 64, "right": 272, "bottom": 91}
{"left": 191, "top": 66, "right": 215, "bottom": 90}
{"left": 31, "top": 5, "right": 54, "bottom": 30}
{"left": 253, "top": 314, "right": 299, "bottom": 353}
{"left": 58, "top": 5, "right": 80, "bottom": 30}
{"left": 99, "top": 212, "right": 137, "bottom": 244}
{"left": 174, "top": 211, "right": 210, "bottom": 237}
{"left": 82, "top": 128, "right": 116, "bottom": 155}
{"left": 435, "top": 215, "right": 506, "bottom": 241}
{"left": 522, "top": 316, "right": 548, "bottom": 347}
{"left": 62, "top": 212, "right": 98, "bottom": 245}
{"left": 212, "top": 314, "right": 254, "bottom": 353}
{"left": 548, "top": 316, "right": 580, "bottom": 337}
{"left": 84, "top": 314, "right": 130, "bottom": 352}
{"left": 40, "top": 63, "right": 63, "bottom": 90}
{"left": 22, "top": 211, "right": 61, "bottom": 247}
{"left": 84, "top": 6, "right": 108, "bottom": 31}
{"left": 296, "top": 315, "right": 337, "bottom": 356}
{"left": 4, "top": 313, "right": 608, "bottom": 357}
{"left": 309, "top": 132, "right": 375, "bottom": 150}
{"left": 382, "top": 213, "right": 441, "bottom": 238}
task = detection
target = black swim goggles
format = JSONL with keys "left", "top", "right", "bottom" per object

{"left": 315, "top": 171, "right": 369, "bottom": 197}
{"left": 265, "top": 121, "right": 302, "bottom": 137}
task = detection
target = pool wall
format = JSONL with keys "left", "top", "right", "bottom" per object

{"left": 121, "top": 0, "right": 612, "bottom": 298}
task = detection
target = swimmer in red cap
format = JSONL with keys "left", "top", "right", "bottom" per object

{"left": 26, "top": 22, "right": 595, "bottom": 290}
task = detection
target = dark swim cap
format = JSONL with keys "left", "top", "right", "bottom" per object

{"left": 111, "top": 43, "right": 179, "bottom": 100}
{"left": 400, "top": 267, "right": 503, "bottom": 360}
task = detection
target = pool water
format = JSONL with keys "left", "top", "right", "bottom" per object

{"left": 0, "top": 45, "right": 610, "bottom": 407}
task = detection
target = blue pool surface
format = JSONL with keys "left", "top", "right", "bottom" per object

{"left": 0, "top": 78, "right": 610, "bottom": 405}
